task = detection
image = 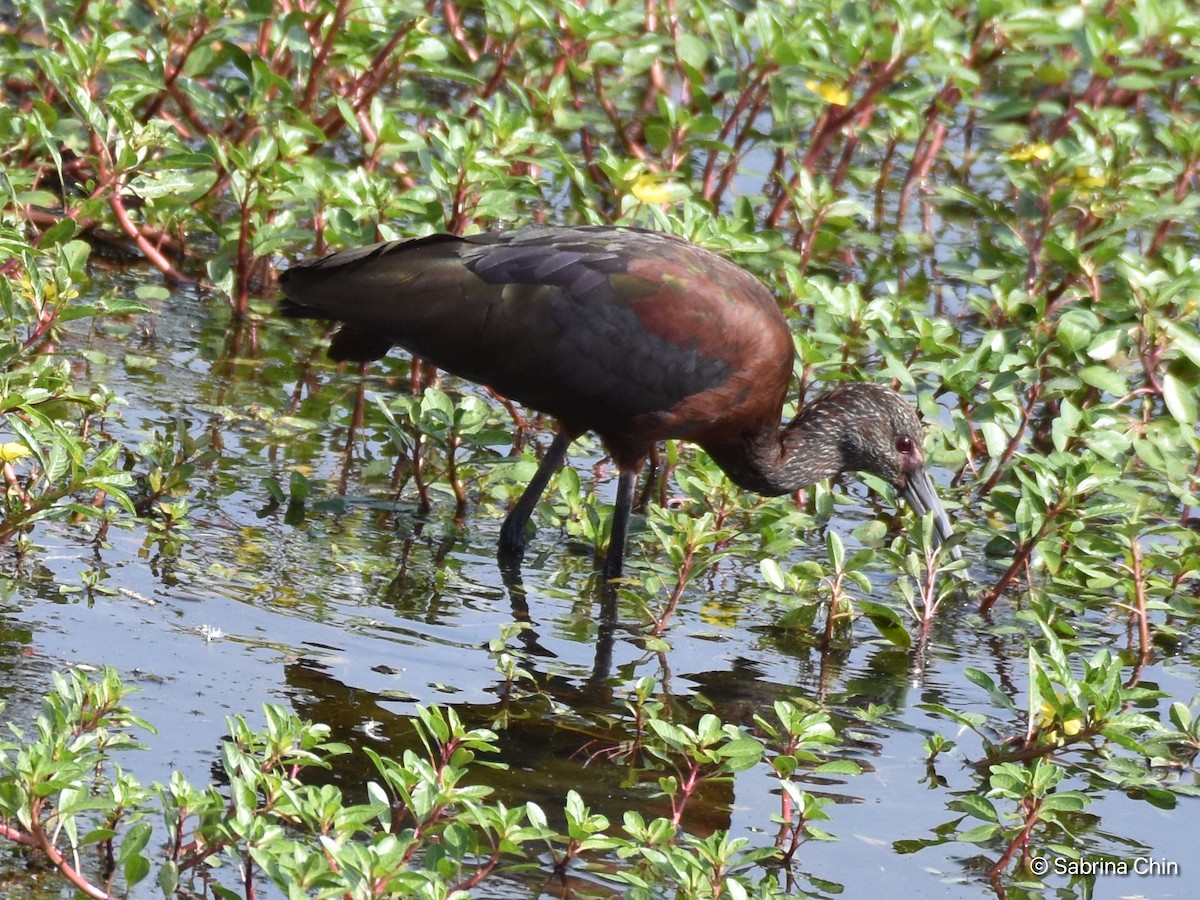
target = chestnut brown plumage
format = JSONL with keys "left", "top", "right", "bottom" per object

{"left": 280, "top": 226, "right": 958, "bottom": 576}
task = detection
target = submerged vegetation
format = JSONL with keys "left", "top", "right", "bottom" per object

{"left": 1, "top": 0, "right": 1199, "bottom": 897}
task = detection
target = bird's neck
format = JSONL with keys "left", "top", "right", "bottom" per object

{"left": 705, "top": 409, "right": 845, "bottom": 497}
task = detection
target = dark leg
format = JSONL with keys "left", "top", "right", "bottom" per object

{"left": 585, "top": 580, "right": 619, "bottom": 697}
{"left": 636, "top": 444, "right": 660, "bottom": 512}
{"left": 498, "top": 429, "right": 572, "bottom": 555}
{"left": 603, "top": 468, "right": 638, "bottom": 578}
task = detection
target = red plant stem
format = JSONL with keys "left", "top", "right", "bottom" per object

{"left": 109, "top": 194, "right": 190, "bottom": 282}
{"left": 988, "top": 797, "right": 1042, "bottom": 879}
{"left": 243, "top": 854, "right": 256, "bottom": 900}
{"left": 233, "top": 192, "right": 253, "bottom": 316}
{"left": 773, "top": 786, "right": 803, "bottom": 860}
{"left": 764, "top": 49, "right": 908, "bottom": 230}
{"left": 480, "top": 39, "right": 516, "bottom": 100}
{"left": 593, "top": 70, "right": 649, "bottom": 162}
{"left": 979, "top": 502, "right": 1061, "bottom": 613}
{"left": 702, "top": 68, "right": 772, "bottom": 202}
{"left": 441, "top": 0, "right": 480, "bottom": 62}
{"left": 672, "top": 764, "right": 701, "bottom": 827}
{"left": 302, "top": 0, "right": 352, "bottom": 111}
{"left": 978, "top": 381, "right": 1042, "bottom": 496}
{"left": 86, "top": 122, "right": 190, "bottom": 281}
{"left": 447, "top": 435, "right": 466, "bottom": 516}
{"left": 20, "top": 306, "right": 57, "bottom": 351}
{"left": 453, "top": 843, "right": 505, "bottom": 892}
{"left": 897, "top": 101, "right": 954, "bottom": 227}
{"left": 921, "top": 550, "right": 939, "bottom": 627}
{"left": 1148, "top": 155, "right": 1198, "bottom": 256}
{"left": 821, "top": 577, "right": 841, "bottom": 650}
{"left": 797, "top": 204, "right": 833, "bottom": 269}
{"left": 312, "top": 22, "right": 418, "bottom": 138}
{"left": 20, "top": 812, "right": 115, "bottom": 899}
{"left": 140, "top": 18, "right": 209, "bottom": 122}
{"left": 1128, "top": 538, "right": 1151, "bottom": 665}
{"left": 653, "top": 547, "right": 694, "bottom": 636}
{"left": 709, "top": 81, "right": 772, "bottom": 206}
{"left": 412, "top": 432, "right": 430, "bottom": 514}
{"left": 809, "top": 60, "right": 904, "bottom": 171}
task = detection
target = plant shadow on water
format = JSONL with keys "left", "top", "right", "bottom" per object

{"left": 1, "top": 273, "right": 1194, "bottom": 899}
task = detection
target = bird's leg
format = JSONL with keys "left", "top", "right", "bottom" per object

{"left": 636, "top": 445, "right": 660, "bottom": 512}
{"left": 585, "top": 580, "right": 620, "bottom": 696}
{"left": 603, "top": 468, "right": 638, "bottom": 579}
{"left": 498, "top": 429, "right": 572, "bottom": 556}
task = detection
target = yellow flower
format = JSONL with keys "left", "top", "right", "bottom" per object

{"left": 630, "top": 175, "right": 684, "bottom": 205}
{"left": 1070, "top": 167, "right": 1108, "bottom": 189}
{"left": 805, "top": 79, "right": 851, "bottom": 106}
{"left": 1008, "top": 142, "right": 1053, "bottom": 162}
{"left": 1037, "top": 700, "right": 1057, "bottom": 729}
{"left": 0, "top": 442, "right": 31, "bottom": 463}
{"left": 1037, "top": 698, "right": 1083, "bottom": 740}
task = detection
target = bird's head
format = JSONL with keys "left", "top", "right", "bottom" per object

{"left": 793, "top": 383, "right": 960, "bottom": 559}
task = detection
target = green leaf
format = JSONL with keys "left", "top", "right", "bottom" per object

{"left": 858, "top": 600, "right": 911, "bottom": 649}
{"left": 814, "top": 759, "right": 862, "bottom": 776}
{"left": 1161, "top": 319, "right": 1200, "bottom": 369}
{"left": 1078, "top": 365, "right": 1128, "bottom": 397}
{"left": 1037, "top": 792, "right": 1089, "bottom": 813}
{"left": 760, "top": 557, "right": 786, "bottom": 591}
{"left": 1162, "top": 371, "right": 1196, "bottom": 424}
{"left": 956, "top": 823, "right": 1000, "bottom": 843}
{"left": 955, "top": 793, "right": 999, "bottom": 822}
{"left": 1168, "top": 702, "right": 1192, "bottom": 733}
{"left": 963, "top": 668, "right": 1019, "bottom": 714}
{"left": 826, "top": 530, "right": 845, "bottom": 569}
{"left": 124, "top": 851, "right": 151, "bottom": 887}
{"left": 412, "top": 36, "right": 448, "bottom": 61}
{"left": 675, "top": 34, "right": 709, "bottom": 70}
{"left": 1163, "top": 358, "right": 1199, "bottom": 424}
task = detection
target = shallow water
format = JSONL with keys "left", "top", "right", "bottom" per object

{"left": 1, "top": 276, "right": 1195, "bottom": 899}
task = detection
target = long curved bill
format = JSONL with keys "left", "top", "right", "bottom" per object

{"left": 901, "top": 468, "right": 962, "bottom": 561}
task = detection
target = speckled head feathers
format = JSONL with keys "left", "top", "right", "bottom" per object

{"left": 780, "top": 383, "right": 958, "bottom": 556}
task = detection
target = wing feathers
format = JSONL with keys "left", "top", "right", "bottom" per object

{"left": 280, "top": 226, "right": 787, "bottom": 441}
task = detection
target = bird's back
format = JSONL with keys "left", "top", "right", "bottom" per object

{"left": 280, "top": 226, "right": 795, "bottom": 465}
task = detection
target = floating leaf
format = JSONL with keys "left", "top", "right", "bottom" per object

{"left": 124, "top": 354, "right": 159, "bottom": 371}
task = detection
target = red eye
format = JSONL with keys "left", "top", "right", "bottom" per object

{"left": 896, "top": 435, "right": 914, "bottom": 454}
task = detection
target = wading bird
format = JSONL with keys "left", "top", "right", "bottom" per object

{"left": 280, "top": 226, "right": 958, "bottom": 576}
